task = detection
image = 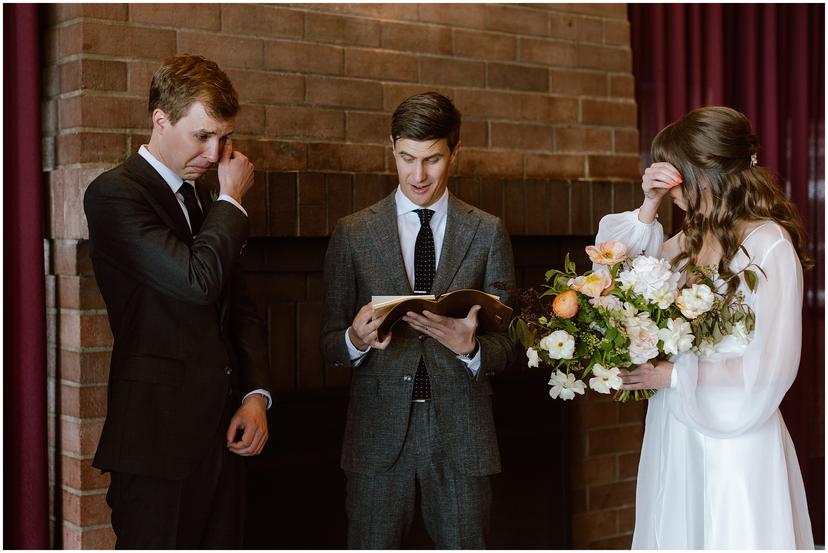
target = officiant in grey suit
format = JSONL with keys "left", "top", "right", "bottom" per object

{"left": 321, "top": 92, "right": 516, "bottom": 549}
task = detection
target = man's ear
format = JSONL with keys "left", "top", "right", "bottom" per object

{"left": 389, "top": 134, "right": 396, "bottom": 154}
{"left": 151, "top": 108, "right": 171, "bottom": 134}
{"left": 449, "top": 140, "right": 462, "bottom": 164}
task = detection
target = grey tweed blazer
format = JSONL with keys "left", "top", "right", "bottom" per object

{"left": 321, "top": 191, "right": 516, "bottom": 476}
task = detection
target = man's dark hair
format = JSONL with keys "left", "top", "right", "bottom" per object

{"left": 148, "top": 53, "right": 239, "bottom": 124}
{"left": 391, "top": 92, "right": 461, "bottom": 152}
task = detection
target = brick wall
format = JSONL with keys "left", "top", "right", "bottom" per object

{"left": 42, "top": 3, "right": 660, "bottom": 548}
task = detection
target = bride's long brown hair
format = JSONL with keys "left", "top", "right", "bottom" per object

{"left": 651, "top": 106, "right": 812, "bottom": 289}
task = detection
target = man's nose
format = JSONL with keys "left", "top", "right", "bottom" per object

{"left": 204, "top": 140, "right": 221, "bottom": 163}
{"left": 413, "top": 162, "right": 427, "bottom": 182}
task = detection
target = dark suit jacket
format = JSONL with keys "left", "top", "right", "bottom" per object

{"left": 84, "top": 153, "right": 270, "bottom": 480}
{"left": 321, "top": 192, "right": 516, "bottom": 477}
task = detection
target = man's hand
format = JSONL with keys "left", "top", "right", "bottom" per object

{"left": 620, "top": 360, "right": 673, "bottom": 390}
{"left": 402, "top": 304, "right": 480, "bottom": 356}
{"left": 349, "top": 302, "right": 392, "bottom": 351}
{"left": 226, "top": 393, "right": 268, "bottom": 456}
{"left": 217, "top": 139, "right": 255, "bottom": 204}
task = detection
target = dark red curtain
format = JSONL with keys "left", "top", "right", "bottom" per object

{"left": 630, "top": 3, "right": 824, "bottom": 543}
{"left": 4, "top": 3, "right": 50, "bottom": 549}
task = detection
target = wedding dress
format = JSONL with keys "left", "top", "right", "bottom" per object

{"left": 596, "top": 210, "right": 814, "bottom": 549}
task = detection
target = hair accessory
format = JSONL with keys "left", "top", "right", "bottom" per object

{"left": 750, "top": 153, "right": 758, "bottom": 167}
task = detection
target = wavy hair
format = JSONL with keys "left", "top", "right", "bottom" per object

{"left": 651, "top": 106, "right": 812, "bottom": 290}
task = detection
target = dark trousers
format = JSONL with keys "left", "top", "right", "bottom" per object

{"left": 345, "top": 401, "right": 492, "bottom": 549}
{"left": 105, "top": 413, "right": 245, "bottom": 549}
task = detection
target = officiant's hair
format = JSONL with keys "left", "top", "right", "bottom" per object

{"left": 652, "top": 106, "right": 812, "bottom": 273}
{"left": 392, "top": 92, "right": 462, "bottom": 152}
{"left": 148, "top": 54, "right": 239, "bottom": 125}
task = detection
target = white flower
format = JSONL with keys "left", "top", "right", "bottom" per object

{"left": 539, "top": 330, "right": 576, "bottom": 360}
{"left": 589, "top": 295, "right": 624, "bottom": 312}
{"left": 548, "top": 370, "right": 586, "bottom": 400}
{"left": 621, "top": 302, "right": 639, "bottom": 317}
{"left": 730, "top": 321, "right": 751, "bottom": 345}
{"left": 658, "top": 317, "right": 695, "bottom": 355}
{"left": 676, "top": 284, "right": 715, "bottom": 319}
{"left": 624, "top": 313, "right": 660, "bottom": 364}
{"left": 526, "top": 347, "right": 540, "bottom": 368}
{"left": 618, "top": 255, "right": 680, "bottom": 308}
{"left": 588, "top": 363, "right": 623, "bottom": 394}
{"left": 696, "top": 338, "right": 718, "bottom": 357}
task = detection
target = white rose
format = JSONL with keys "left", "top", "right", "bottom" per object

{"left": 618, "top": 255, "right": 680, "bottom": 307}
{"left": 658, "top": 317, "right": 695, "bottom": 355}
{"left": 625, "top": 313, "right": 660, "bottom": 363}
{"left": 548, "top": 370, "right": 586, "bottom": 400}
{"left": 540, "top": 330, "right": 576, "bottom": 360}
{"left": 676, "top": 284, "right": 715, "bottom": 319}
{"left": 526, "top": 347, "right": 540, "bottom": 368}
{"left": 588, "top": 363, "right": 623, "bottom": 394}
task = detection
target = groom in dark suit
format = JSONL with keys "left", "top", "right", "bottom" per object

{"left": 84, "top": 54, "right": 271, "bottom": 548}
{"left": 322, "top": 92, "right": 516, "bottom": 548}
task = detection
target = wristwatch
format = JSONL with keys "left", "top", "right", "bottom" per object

{"left": 455, "top": 341, "right": 480, "bottom": 363}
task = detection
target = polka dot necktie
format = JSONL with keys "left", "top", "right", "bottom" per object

{"left": 177, "top": 181, "right": 203, "bottom": 234}
{"left": 412, "top": 208, "right": 434, "bottom": 401}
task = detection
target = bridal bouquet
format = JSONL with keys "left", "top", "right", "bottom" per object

{"left": 509, "top": 241, "right": 758, "bottom": 402}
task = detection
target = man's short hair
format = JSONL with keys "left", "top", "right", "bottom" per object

{"left": 391, "top": 92, "right": 461, "bottom": 152}
{"left": 148, "top": 54, "right": 239, "bottom": 124}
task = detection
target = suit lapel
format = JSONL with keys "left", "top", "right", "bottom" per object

{"left": 367, "top": 193, "right": 413, "bottom": 295}
{"left": 432, "top": 195, "right": 480, "bottom": 296}
{"left": 124, "top": 153, "right": 193, "bottom": 243}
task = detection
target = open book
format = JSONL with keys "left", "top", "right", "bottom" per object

{"left": 372, "top": 288, "right": 513, "bottom": 341}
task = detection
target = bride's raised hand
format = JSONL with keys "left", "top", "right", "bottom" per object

{"left": 639, "top": 162, "right": 683, "bottom": 223}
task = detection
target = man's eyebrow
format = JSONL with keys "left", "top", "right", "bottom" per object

{"left": 397, "top": 150, "right": 443, "bottom": 161}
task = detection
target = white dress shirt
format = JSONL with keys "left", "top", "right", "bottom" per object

{"left": 345, "top": 186, "right": 481, "bottom": 375}
{"left": 138, "top": 145, "right": 271, "bottom": 409}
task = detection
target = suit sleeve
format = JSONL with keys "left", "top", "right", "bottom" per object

{"left": 83, "top": 173, "right": 247, "bottom": 305}
{"left": 477, "top": 217, "right": 517, "bottom": 375}
{"left": 320, "top": 219, "right": 357, "bottom": 369}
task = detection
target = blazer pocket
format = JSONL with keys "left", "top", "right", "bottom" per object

{"left": 117, "top": 354, "right": 185, "bottom": 386}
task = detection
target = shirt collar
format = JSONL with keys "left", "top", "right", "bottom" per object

{"left": 138, "top": 145, "right": 188, "bottom": 195}
{"left": 394, "top": 185, "right": 449, "bottom": 217}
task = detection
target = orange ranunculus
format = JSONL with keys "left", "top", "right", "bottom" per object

{"left": 568, "top": 269, "right": 614, "bottom": 299}
{"left": 586, "top": 241, "right": 628, "bottom": 266}
{"left": 552, "top": 289, "right": 580, "bottom": 319}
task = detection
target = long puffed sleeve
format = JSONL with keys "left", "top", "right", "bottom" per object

{"left": 594, "top": 209, "right": 666, "bottom": 261}
{"left": 667, "top": 224, "right": 803, "bottom": 438}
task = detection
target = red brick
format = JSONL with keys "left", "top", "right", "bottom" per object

{"left": 525, "top": 153, "right": 585, "bottom": 179}
{"left": 577, "top": 15, "right": 604, "bottom": 43}
{"left": 571, "top": 509, "right": 617, "bottom": 544}
{"left": 59, "top": 348, "right": 111, "bottom": 385}
{"left": 62, "top": 489, "right": 111, "bottom": 530}
{"left": 326, "top": 173, "right": 355, "bottom": 237}
{"left": 490, "top": 122, "right": 553, "bottom": 151}
{"left": 131, "top": 3, "right": 220, "bottom": 30}
{"left": 605, "top": 19, "right": 631, "bottom": 46}
{"left": 307, "top": 143, "right": 385, "bottom": 173}
{"left": 582, "top": 99, "right": 637, "bottom": 126}
{"left": 225, "top": 69, "right": 304, "bottom": 105}
{"left": 232, "top": 139, "right": 307, "bottom": 172}
{"left": 457, "top": 149, "right": 523, "bottom": 177}
{"left": 57, "top": 132, "right": 126, "bottom": 165}
{"left": 62, "top": 524, "right": 116, "bottom": 549}
{"left": 264, "top": 40, "right": 343, "bottom": 75}
{"left": 61, "top": 382, "right": 108, "bottom": 419}
{"left": 610, "top": 74, "right": 635, "bottom": 98}
{"left": 549, "top": 68, "right": 607, "bottom": 96}
{"left": 60, "top": 95, "right": 147, "bottom": 130}
{"left": 345, "top": 48, "right": 418, "bottom": 82}
{"left": 573, "top": 454, "right": 618, "bottom": 485}
{"left": 60, "top": 312, "right": 113, "bottom": 349}
{"left": 578, "top": 44, "right": 632, "bottom": 72}
{"left": 324, "top": 4, "right": 419, "bottom": 22}
{"left": 127, "top": 60, "right": 158, "bottom": 95}
{"left": 62, "top": 455, "right": 110, "bottom": 490}
{"left": 618, "top": 451, "right": 641, "bottom": 479}
{"left": 306, "top": 76, "right": 383, "bottom": 109}
{"left": 554, "top": 126, "right": 613, "bottom": 153}
{"left": 56, "top": 275, "right": 105, "bottom": 310}
{"left": 521, "top": 95, "right": 578, "bottom": 123}
{"left": 179, "top": 31, "right": 263, "bottom": 70}
{"left": 487, "top": 63, "right": 548, "bottom": 92}
{"left": 52, "top": 239, "right": 94, "bottom": 277}
{"left": 614, "top": 128, "right": 640, "bottom": 154}
{"left": 266, "top": 106, "right": 345, "bottom": 140}
{"left": 453, "top": 29, "right": 517, "bottom": 61}
{"left": 570, "top": 180, "right": 592, "bottom": 234}
{"left": 452, "top": 89, "right": 522, "bottom": 119}
{"left": 544, "top": 179, "right": 571, "bottom": 234}
{"left": 59, "top": 21, "right": 176, "bottom": 59}
{"left": 419, "top": 57, "right": 486, "bottom": 87}
{"left": 589, "top": 480, "right": 637, "bottom": 509}
{"left": 589, "top": 155, "right": 641, "bottom": 179}
{"left": 588, "top": 423, "right": 644, "bottom": 455}
{"left": 354, "top": 174, "right": 396, "bottom": 211}
{"left": 485, "top": 4, "right": 548, "bottom": 36}
{"left": 589, "top": 534, "right": 633, "bottom": 549}
{"left": 501, "top": 178, "right": 525, "bottom": 235}
{"left": 519, "top": 37, "right": 578, "bottom": 67}
{"left": 305, "top": 11, "right": 380, "bottom": 46}
{"left": 418, "top": 4, "right": 487, "bottom": 29}
{"left": 618, "top": 505, "right": 636, "bottom": 533}
{"left": 552, "top": 4, "right": 628, "bottom": 18}
{"left": 612, "top": 181, "right": 637, "bottom": 213}
{"left": 461, "top": 120, "right": 488, "bottom": 148}
{"left": 549, "top": 11, "right": 579, "bottom": 40}
{"left": 235, "top": 104, "right": 266, "bottom": 136}
{"left": 221, "top": 4, "right": 303, "bottom": 39}
{"left": 268, "top": 172, "right": 298, "bottom": 236}
{"left": 348, "top": 111, "right": 390, "bottom": 143}
{"left": 298, "top": 173, "right": 327, "bottom": 207}
{"left": 592, "top": 180, "right": 613, "bottom": 229}
{"left": 382, "top": 83, "right": 455, "bottom": 112}
{"left": 380, "top": 21, "right": 452, "bottom": 54}
{"left": 60, "top": 59, "right": 127, "bottom": 93}
{"left": 55, "top": 4, "right": 128, "bottom": 22}
{"left": 60, "top": 417, "right": 104, "bottom": 457}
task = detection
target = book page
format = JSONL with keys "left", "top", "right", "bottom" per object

{"left": 372, "top": 295, "right": 435, "bottom": 318}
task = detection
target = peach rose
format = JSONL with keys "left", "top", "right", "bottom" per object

{"left": 568, "top": 269, "right": 614, "bottom": 299}
{"left": 552, "top": 289, "right": 580, "bottom": 319}
{"left": 586, "top": 241, "right": 628, "bottom": 266}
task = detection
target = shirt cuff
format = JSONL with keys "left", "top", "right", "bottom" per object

{"left": 243, "top": 389, "right": 272, "bottom": 409}
{"left": 345, "top": 328, "right": 370, "bottom": 366}
{"left": 456, "top": 340, "right": 481, "bottom": 377}
{"left": 218, "top": 194, "right": 248, "bottom": 217}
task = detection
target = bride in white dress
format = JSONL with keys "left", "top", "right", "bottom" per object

{"left": 595, "top": 106, "right": 814, "bottom": 549}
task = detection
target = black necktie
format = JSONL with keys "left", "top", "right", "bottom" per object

{"left": 413, "top": 209, "right": 435, "bottom": 401}
{"left": 177, "top": 181, "right": 203, "bottom": 234}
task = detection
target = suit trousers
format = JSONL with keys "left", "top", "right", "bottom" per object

{"left": 345, "top": 401, "right": 492, "bottom": 549}
{"left": 105, "top": 399, "right": 245, "bottom": 549}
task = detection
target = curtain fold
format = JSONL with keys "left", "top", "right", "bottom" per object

{"left": 630, "top": 3, "right": 825, "bottom": 543}
{"left": 4, "top": 3, "right": 50, "bottom": 549}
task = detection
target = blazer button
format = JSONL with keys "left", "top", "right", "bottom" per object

{"left": 418, "top": 334, "right": 425, "bottom": 341}
{"left": 403, "top": 374, "right": 413, "bottom": 382}
{"left": 225, "top": 366, "right": 233, "bottom": 375}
